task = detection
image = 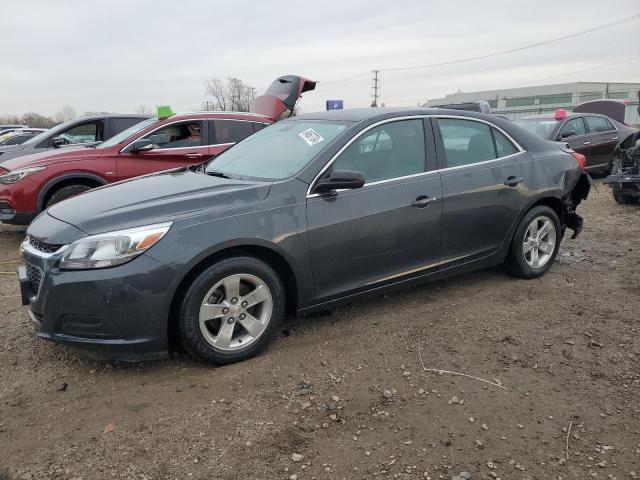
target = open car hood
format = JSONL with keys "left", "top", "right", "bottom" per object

{"left": 250, "top": 75, "right": 316, "bottom": 121}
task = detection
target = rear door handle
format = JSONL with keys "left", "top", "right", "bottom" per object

{"left": 504, "top": 176, "right": 525, "bottom": 187}
{"left": 583, "top": 141, "right": 591, "bottom": 145}
{"left": 185, "top": 153, "right": 205, "bottom": 159}
{"left": 611, "top": 136, "right": 619, "bottom": 141}
{"left": 411, "top": 195, "right": 436, "bottom": 207}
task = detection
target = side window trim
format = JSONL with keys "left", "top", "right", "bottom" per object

{"left": 308, "top": 115, "right": 435, "bottom": 196}
{"left": 585, "top": 115, "right": 615, "bottom": 134}
{"left": 558, "top": 117, "right": 588, "bottom": 139}
{"left": 328, "top": 118, "right": 428, "bottom": 185}
{"left": 434, "top": 115, "right": 525, "bottom": 171}
{"left": 121, "top": 119, "right": 206, "bottom": 153}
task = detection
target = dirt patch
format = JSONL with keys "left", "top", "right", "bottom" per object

{"left": 1, "top": 185, "right": 639, "bottom": 479}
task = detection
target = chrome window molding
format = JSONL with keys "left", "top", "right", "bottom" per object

{"left": 306, "top": 114, "right": 527, "bottom": 198}
{"left": 119, "top": 116, "right": 260, "bottom": 154}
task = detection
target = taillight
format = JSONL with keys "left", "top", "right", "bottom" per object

{"left": 572, "top": 152, "right": 587, "bottom": 171}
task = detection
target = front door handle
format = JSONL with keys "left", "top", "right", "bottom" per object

{"left": 611, "top": 136, "right": 619, "bottom": 141}
{"left": 504, "top": 176, "right": 525, "bottom": 187}
{"left": 411, "top": 195, "right": 436, "bottom": 207}
{"left": 185, "top": 153, "right": 205, "bottom": 159}
{"left": 583, "top": 141, "right": 592, "bottom": 145}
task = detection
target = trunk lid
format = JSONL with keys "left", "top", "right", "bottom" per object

{"left": 250, "top": 75, "right": 317, "bottom": 121}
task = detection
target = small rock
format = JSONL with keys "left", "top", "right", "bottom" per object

{"left": 331, "top": 395, "right": 340, "bottom": 402}
{"left": 57, "top": 383, "right": 68, "bottom": 392}
{"left": 289, "top": 475, "right": 298, "bottom": 480}
{"left": 291, "top": 453, "right": 304, "bottom": 462}
{"left": 383, "top": 389, "right": 394, "bottom": 399}
{"left": 481, "top": 423, "right": 488, "bottom": 430}
{"left": 452, "top": 472, "right": 472, "bottom": 480}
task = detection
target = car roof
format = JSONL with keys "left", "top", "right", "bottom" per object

{"left": 517, "top": 112, "right": 612, "bottom": 121}
{"left": 293, "top": 107, "right": 491, "bottom": 123}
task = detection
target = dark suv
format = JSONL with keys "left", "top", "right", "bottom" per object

{"left": 514, "top": 109, "right": 636, "bottom": 171}
{"left": 0, "top": 114, "right": 151, "bottom": 162}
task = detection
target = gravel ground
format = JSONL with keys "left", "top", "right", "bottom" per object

{"left": 0, "top": 184, "right": 639, "bottom": 480}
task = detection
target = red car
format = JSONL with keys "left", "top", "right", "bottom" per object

{"left": 0, "top": 75, "right": 316, "bottom": 225}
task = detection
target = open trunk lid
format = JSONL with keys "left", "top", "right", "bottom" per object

{"left": 250, "top": 75, "right": 317, "bottom": 121}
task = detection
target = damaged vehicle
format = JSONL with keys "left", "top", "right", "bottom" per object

{"left": 18, "top": 108, "right": 590, "bottom": 365}
{"left": 605, "top": 131, "right": 640, "bottom": 204}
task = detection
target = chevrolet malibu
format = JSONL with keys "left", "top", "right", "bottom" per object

{"left": 18, "top": 108, "right": 590, "bottom": 365}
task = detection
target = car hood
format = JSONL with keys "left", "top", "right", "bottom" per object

{"left": 46, "top": 168, "right": 271, "bottom": 235}
{"left": 0, "top": 145, "right": 101, "bottom": 170}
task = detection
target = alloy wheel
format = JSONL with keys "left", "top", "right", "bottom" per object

{"left": 198, "top": 273, "right": 273, "bottom": 352}
{"left": 522, "top": 215, "right": 556, "bottom": 268}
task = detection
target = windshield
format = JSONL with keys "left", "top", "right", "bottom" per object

{"left": 513, "top": 118, "right": 558, "bottom": 139}
{"left": 97, "top": 118, "right": 158, "bottom": 148}
{"left": 205, "top": 120, "right": 348, "bottom": 180}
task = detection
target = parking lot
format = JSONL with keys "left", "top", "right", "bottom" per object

{"left": 0, "top": 184, "right": 638, "bottom": 480}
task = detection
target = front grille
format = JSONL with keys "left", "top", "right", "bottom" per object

{"left": 25, "top": 262, "right": 43, "bottom": 295}
{"left": 27, "top": 235, "right": 63, "bottom": 254}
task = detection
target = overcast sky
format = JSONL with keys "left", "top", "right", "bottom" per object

{"left": 1, "top": 0, "right": 639, "bottom": 117}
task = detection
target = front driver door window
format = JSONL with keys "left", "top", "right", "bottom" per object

{"left": 558, "top": 117, "right": 592, "bottom": 161}
{"left": 306, "top": 118, "right": 443, "bottom": 300}
{"left": 116, "top": 120, "right": 208, "bottom": 180}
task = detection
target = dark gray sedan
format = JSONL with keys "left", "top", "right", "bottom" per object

{"left": 18, "top": 108, "right": 590, "bottom": 364}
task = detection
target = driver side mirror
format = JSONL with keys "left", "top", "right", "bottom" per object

{"left": 51, "top": 136, "right": 66, "bottom": 148}
{"left": 560, "top": 130, "right": 576, "bottom": 139}
{"left": 314, "top": 169, "right": 365, "bottom": 194}
{"left": 129, "top": 138, "right": 155, "bottom": 153}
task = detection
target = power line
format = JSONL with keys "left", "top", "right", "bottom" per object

{"left": 379, "top": 13, "right": 640, "bottom": 73}
{"left": 319, "top": 12, "right": 640, "bottom": 88}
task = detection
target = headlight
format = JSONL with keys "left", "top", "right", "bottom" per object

{"left": 0, "top": 166, "right": 46, "bottom": 184}
{"left": 59, "top": 222, "right": 172, "bottom": 270}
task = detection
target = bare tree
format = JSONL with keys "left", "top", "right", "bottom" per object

{"left": 21, "top": 112, "right": 57, "bottom": 128}
{"left": 204, "top": 77, "right": 256, "bottom": 112}
{"left": 134, "top": 104, "right": 152, "bottom": 115}
{"left": 54, "top": 105, "right": 77, "bottom": 123}
{"left": 0, "top": 114, "right": 22, "bottom": 125}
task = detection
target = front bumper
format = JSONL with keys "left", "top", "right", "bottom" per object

{"left": 19, "top": 242, "right": 177, "bottom": 361}
{"left": 0, "top": 201, "right": 36, "bottom": 225}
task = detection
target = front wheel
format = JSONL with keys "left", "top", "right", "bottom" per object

{"left": 45, "top": 184, "right": 93, "bottom": 208}
{"left": 178, "top": 256, "right": 285, "bottom": 365}
{"left": 505, "top": 206, "right": 561, "bottom": 279}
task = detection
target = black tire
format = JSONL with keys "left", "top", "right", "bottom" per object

{"left": 45, "top": 184, "right": 93, "bottom": 208}
{"left": 178, "top": 256, "right": 285, "bottom": 365}
{"left": 613, "top": 189, "right": 638, "bottom": 205}
{"left": 505, "top": 205, "right": 561, "bottom": 279}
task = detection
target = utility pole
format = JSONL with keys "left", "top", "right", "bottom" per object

{"left": 371, "top": 70, "right": 380, "bottom": 107}
{"left": 605, "top": 82, "right": 610, "bottom": 99}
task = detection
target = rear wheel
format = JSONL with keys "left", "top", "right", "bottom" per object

{"left": 505, "top": 206, "right": 561, "bottom": 279}
{"left": 613, "top": 189, "right": 638, "bottom": 205}
{"left": 45, "top": 184, "right": 93, "bottom": 208}
{"left": 178, "top": 256, "right": 285, "bottom": 365}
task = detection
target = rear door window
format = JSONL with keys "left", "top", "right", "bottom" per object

{"left": 212, "top": 120, "right": 254, "bottom": 144}
{"left": 585, "top": 116, "right": 615, "bottom": 133}
{"left": 437, "top": 118, "right": 497, "bottom": 167}
{"left": 60, "top": 121, "right": 105, "bottom": 144}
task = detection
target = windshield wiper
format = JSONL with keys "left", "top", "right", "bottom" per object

{"left": 205, "top": 170, "right": 232, "bottom": 179}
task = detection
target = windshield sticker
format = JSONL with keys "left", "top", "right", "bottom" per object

{"left": 298, "top": 128, "right": 324, "bottom": 146}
